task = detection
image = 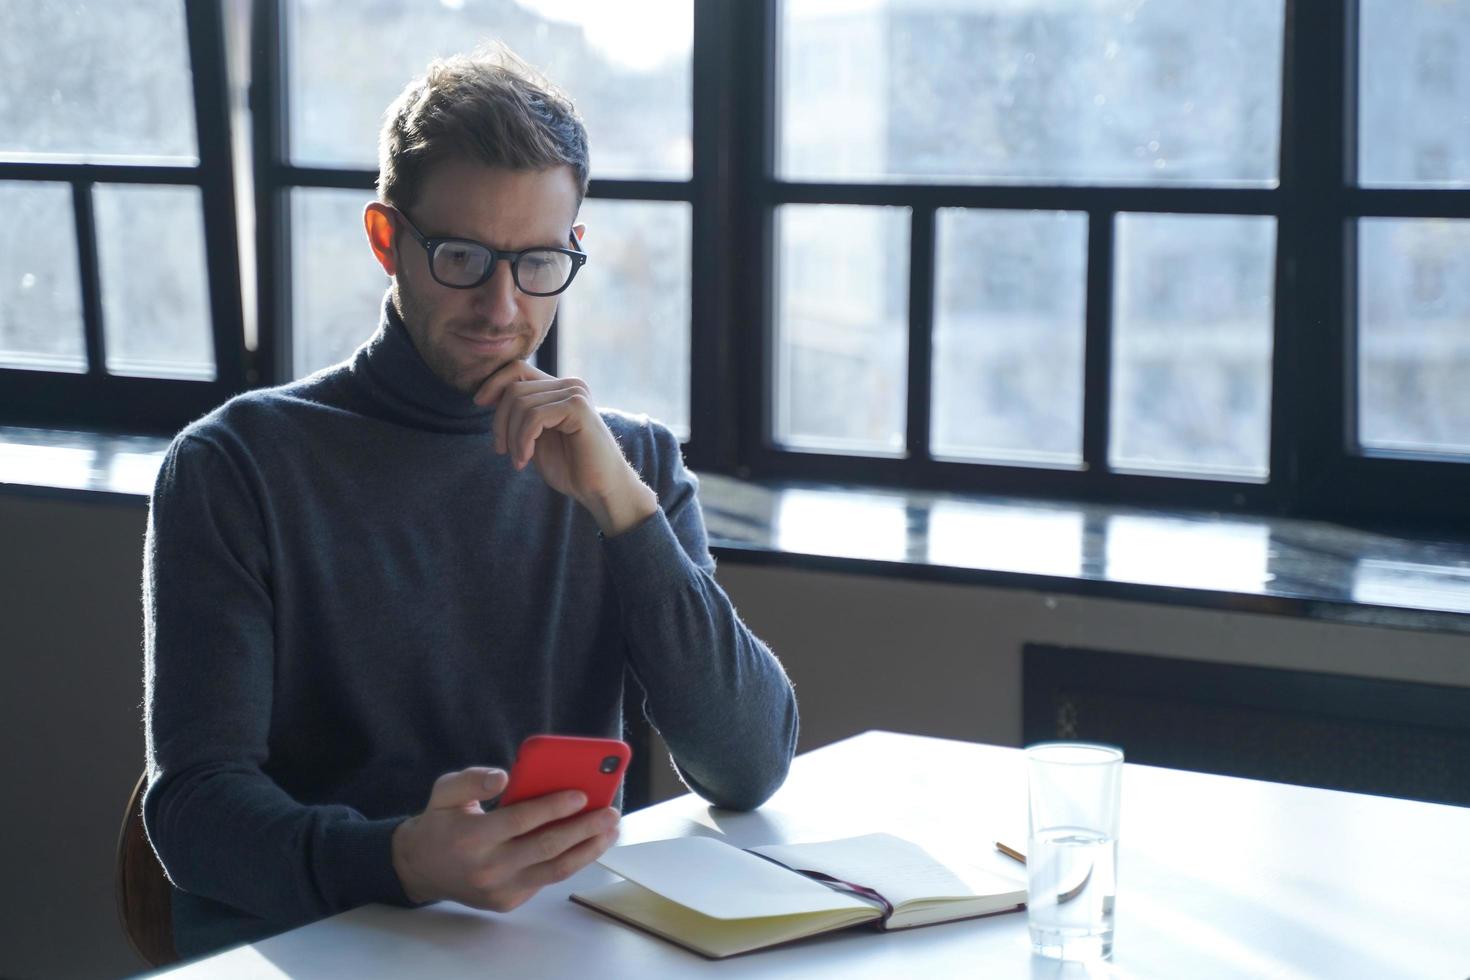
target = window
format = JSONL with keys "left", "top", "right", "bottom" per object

{"left": 1358, "top": 219, "right": 1470, "bottom": 455}
{"left": 0, "top": 182, "right": 85, "bottom": 373}
{"left": 752, "top": 0, "right": 1291, "bottom": 512}
{"left": 557, "top": 200, "right": 693, "bottom": 438}
{"left": 775, "top": 205, "right": 909, "bottom": 454}
{"left": 1349, "top": 0, "right": 1470, "bottom": 516}
{"left": 1360, "top": 1, "right": 1470, "bottom": 188}
{"left": 3, "top": 1, "right": 1467, "bottom": 529}
{"left": 1111, "top": 213, "right": 1275, "bottom": 479}
{"left": 0, "top": 0, "right": 244, "bottom": 431}
{"left": 717, "top": 0, "right": 1467, "bottom": 527}
{"left": 932, "top": 209, "right": 1087, "bottom": 467}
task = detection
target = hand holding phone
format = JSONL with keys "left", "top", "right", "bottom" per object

{"left": 391, "top": 759, "right": 621, "bottom": 912}
{"left": 498, "top": 734, "right": 632, "bottom": 813}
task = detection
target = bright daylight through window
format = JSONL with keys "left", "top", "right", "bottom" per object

{"left": 0, "top": 0, "right": 212, "bottom": 380}
{"left": 1, "top": 0, "right": 1467, "bottom": 526}
{"left": 776, "top": 0, "right": 1286, "bottom": 479}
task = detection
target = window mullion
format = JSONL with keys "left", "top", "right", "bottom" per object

{"left": 72, "top": 181, "right": 107, "bottom": 379}
{"left": 185, "top": 0, "right": 247, "bottom": 393}
{"left": 1081, "top": 209, "right": 1115, "bottom": 480}
{"left": 905, "top": 206, "right": 935, "bottom": 465}
{"left": 686, "top": 0, "right": 734, "bottom": 471}
{"left": 252, "top": 0, "right": 292, "bottom": 387}
{"left": 739, "top": 0, "right": 779, "bottom": 474}
{"left": 1277, "top": 0, "right": 1351, "bottom": 515}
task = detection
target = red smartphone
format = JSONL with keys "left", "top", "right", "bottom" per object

{"left": 498, "top": 734, "right": 632, "bottom": 813}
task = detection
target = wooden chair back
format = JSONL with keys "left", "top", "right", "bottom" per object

{"left": 115, "top": 771, "right": 178, "bottom": 967}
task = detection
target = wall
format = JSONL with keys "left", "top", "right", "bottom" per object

{"left": 644, "top": 562, "right": 1470, "bottom": 800}
{"left": 1, "top": 494, "right": 152, "bottom": 980}
{"left": 3, "top": 492, "right": 1469, "bottom": 978}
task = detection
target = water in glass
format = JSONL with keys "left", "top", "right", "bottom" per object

{"left": 1027, "top": 826, "right": 1117, "bottom": 961}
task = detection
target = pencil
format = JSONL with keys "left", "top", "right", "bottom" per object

{"left": 995, "top": 841, "right": 1027, "bottom": 865}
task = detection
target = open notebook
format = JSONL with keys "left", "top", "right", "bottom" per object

{"left": 570, "top": 833, "right": 1027, "bottom": 959}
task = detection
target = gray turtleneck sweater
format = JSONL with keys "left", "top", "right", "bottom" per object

{"left": 142, "top": 297, "right": 799, "bottom": 956}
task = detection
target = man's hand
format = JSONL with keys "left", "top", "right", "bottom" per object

{"left": 473, "top": 361, "right": 658, "bottom": 536}
{"left": 391, "top": 766, "right": 620, "bottom": 912}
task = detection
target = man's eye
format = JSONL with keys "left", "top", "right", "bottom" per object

{"left": 444, "top": 248, "right": 473, "bottom": 267}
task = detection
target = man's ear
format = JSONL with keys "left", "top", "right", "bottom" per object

{"left": 364, "top": 202, "right": 400, "bottom": 277}
{"left": 572, "top": 222, "right": 586, "bottom": 244}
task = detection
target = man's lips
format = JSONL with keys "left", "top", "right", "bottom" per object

{"left": 454, "top": 332, "right": 518, "bottom": 354}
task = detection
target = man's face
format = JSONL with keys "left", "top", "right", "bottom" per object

{"left": 386, "top": 158, "right": 583, "bottom": 394}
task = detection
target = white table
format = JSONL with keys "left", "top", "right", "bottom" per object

{"left": 154, "top": 731, "right": 1470, "bottom": 979}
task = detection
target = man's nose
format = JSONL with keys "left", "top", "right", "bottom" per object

{"left": 474, "top": 257, "right": 519, "bottom": 327}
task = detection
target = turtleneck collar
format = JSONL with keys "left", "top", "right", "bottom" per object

{"left": 347, "top": 291, "right": 495, "bottom": 434}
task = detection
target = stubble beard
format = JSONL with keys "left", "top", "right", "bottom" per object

{"left": 391, "top": 279, "right": 547, "bottom": 395}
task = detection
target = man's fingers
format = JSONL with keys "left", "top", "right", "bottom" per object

{"left": 514, "top": 395, "right": 590, "bottom": 469}
{"left": 491, "top": 379, "right": 563, "bottom": 453}
{"left": 492, "top": 788, "right": 591, "bottom": 838}
{"left": 426, "top": 767, "right": 508, "bottom": 811}
{"left": 495, "top": 380, "right": 592, "bottom": 458}
{"left": 499, "top": 388, "right": 574, "bottom": 460}
{"left": 512, "top": 824, "right": 620, "bottom": 891}
{"left": 503, "top": 377, "right": 582, "bottom": 400}
{"left": 502, "top": 806, "right": 619, "bottom": 870}
{"left": 473, "top": 358, "right": 547, "bottom": 409}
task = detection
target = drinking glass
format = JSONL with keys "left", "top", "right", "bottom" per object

{"left": 1025, "top": 742, "right": 1123, "bottom": 961}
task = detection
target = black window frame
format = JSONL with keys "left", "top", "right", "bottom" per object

{"left": 0, "top": 0, "right": 245, "bottom": 434}
{"left": 3, "top": 0, "right": 1465, "bottom": 534}
{"left": 689, "top": 0, "right": 1470, "bottom": 533}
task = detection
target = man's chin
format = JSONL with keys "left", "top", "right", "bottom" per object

{"left": 459, "top": 354, "right": 532, "bottom": 395}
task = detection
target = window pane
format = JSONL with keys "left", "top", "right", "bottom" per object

{"left": 1360, "top": 0, "right": 1470, "bottom": 188}
{"left": 0, "top": 182, "right": 85, "bottom": 372}
{"left": 1358, "top": 218, "right": 1470, "bottom": 456}
{"left": 94, "top": 185, "right": 214, "bottom": 379}
{"left": 932, "top": 209, "right": 1087, "bottom": 465}
{"left": 289, "top": 0, "right": 691, "bottom": 179}
{"left": 780, "top": 0, "right": 1283, "bottom": 186}
{"left": 775, "top": 205, "right": 909, "bottom": 455}
{"left": 556, "top": 200, "right": 690, "bottom": 439}
{"left": 292, "top": 189, "right": 388, "bottom": 377}
{"left": 0, "top": 0, "right": 197, "bottom": 161}
{"left": 1111, "top": 214, "right": 1275, "bottom": 478}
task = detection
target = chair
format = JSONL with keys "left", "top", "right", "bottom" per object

{"left": 115, "top": 771, "right": 178, "bottom": 968}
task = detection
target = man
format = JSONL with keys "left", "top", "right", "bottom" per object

{"left": 143, "top": 48, "right": 798, "bottom": 957}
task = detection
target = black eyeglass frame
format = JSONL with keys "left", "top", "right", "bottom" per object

{"left": 388, "top": 205, "right": 588, "bottom": 296}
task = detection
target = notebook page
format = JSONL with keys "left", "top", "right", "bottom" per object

{"left": 596, "top": 836, "right": 874, "bottom": 920}
{"left": 751, "top": 833, "right": 1017, "bottom": 909}
{"left": 573, "top": 880, "right": 877, "bottom": 959}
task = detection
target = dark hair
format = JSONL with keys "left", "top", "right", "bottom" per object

{"left": 377, "top": 43, "right": 589, "bottom": 212}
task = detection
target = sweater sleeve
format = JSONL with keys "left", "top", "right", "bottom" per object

{"left": 142, "top": 432, "right": 412, "bottom": 932}
{"left": 601, "top": 421, "right": 799, "bottom": 810}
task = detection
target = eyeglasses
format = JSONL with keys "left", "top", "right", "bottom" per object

{"left": 389, "top": 206, "right": 588, "bottom": 296}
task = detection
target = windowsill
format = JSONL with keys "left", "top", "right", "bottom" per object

{"left": 5, "top": 424, "right": 1470, "bottom": 635}
{"left": 697, "top": 472, "right": 1470, "bottom": 636}
{"left": 0, "top": 425, "right": 171, "bottom": 502}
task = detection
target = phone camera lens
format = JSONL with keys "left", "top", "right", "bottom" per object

{"left": 600, "top": 755, "right": 620, "bottom": 774}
